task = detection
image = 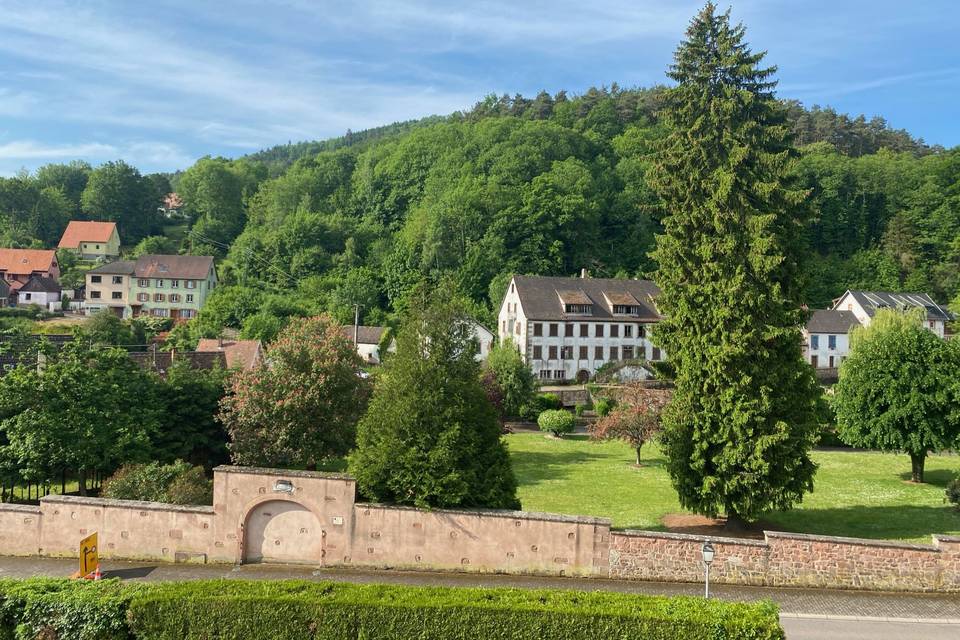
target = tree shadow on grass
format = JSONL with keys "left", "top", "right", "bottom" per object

{"left": 762, "top": 505, "right": 960, "bottom": 542}
{"left": 897, "top": 468, "right": 956, "bottom": 488}
{"left": 509, "top": 448, "right": 607, "bottom": 487}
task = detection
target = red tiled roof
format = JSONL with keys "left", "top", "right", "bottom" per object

{"left": 0, "top": 249, "right": 57, "bottom": 276}
{"left": 58, "top": 221, "right": 117, "bottom": 249}
{"left": 195, "top": 339, "right": 263, "bottom": 370}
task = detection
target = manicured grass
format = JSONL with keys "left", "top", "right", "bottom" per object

{"left": 506, "top": 432, "right": 960, "bottom": 542}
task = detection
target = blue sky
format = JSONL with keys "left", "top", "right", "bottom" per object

{"left": 0, "top": 0, "right": 957, "bottom": 176}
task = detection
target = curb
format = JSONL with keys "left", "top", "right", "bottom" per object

{"left": 780, "top": 613, "right": 960, "bottom": 624}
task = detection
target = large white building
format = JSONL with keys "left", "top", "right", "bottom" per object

{"left": 803, "top": 290, "right": 954, "bottom": 369}
{"left": 497, "top": 274, "right": 662, "bottom": 382}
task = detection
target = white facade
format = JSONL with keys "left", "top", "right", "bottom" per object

{"left": 17, "top": 289, "right": 59, "bottom": 308}
{"left": 802, "top": 331, "right": 850, "bottom": 369}
{"left": 498, "top": 276, "right": 662, "bottom": 382}
{"left": 468, "top": 321, "right": 495, "bottom": 361}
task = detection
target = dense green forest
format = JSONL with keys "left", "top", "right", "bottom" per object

{"left": 1, "top": 86, "right": 957, "bottom": 344}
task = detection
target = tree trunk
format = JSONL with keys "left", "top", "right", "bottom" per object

{"left": 635, "top": 442, "right": 644, "bottom": 465}
{"left": 61, "top": 470, "right": 66, "bottom": 495}
{"left": 78, "top": 469, "right": 87, "bottom": 497}
{"left": 725, "top": 508, "right": 749, "bottom": 532}
{"left": 909, "top": 452, "right": 926, "bottom": 483}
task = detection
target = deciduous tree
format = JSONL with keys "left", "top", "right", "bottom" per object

{"left": 219, "top": 315, "right": 370, "bottom": 468}
{"left": 590, "top": 385, "right": 671, "bottom": 465}
{"left": 834, "top": 310, "right": 960, "bottom": 482}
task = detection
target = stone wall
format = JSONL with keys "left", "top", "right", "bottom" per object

{"left": 0, "top": 504, "right": 41, "bottom": 556}
{"left": 610, "top": 529, "right": 960, "bottom": 593}
{"left": 0, "top": 467, "right": 957, "bottom": 593}
{"left": 349, "top": 504, "right": 609, "bottom": 576}
{"left": 40, "top": 496, "right": 214, "bottom": 564}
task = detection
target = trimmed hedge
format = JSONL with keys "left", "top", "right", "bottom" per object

{"left": 0, "top": 579, "right": 784, "bottom": 640}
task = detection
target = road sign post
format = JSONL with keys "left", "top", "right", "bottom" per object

{"left": 71, "top": 532, "right": 99, "bottom": 580}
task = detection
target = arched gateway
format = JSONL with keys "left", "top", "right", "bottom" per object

{"left": 242, "top": 500, "right": 323, "bottom": 564}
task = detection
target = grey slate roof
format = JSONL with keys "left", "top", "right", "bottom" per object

{"left": 18, "top": 276, "right": 61, "bottom": 294}
{"left": 340, "top": 325, "right": 386, "bottom": 345}
{"left": 511, "top": 275, "right": 660, "bottom": 322}
{"left": 135, "top": 255, "right": 214, "bottom": 280}
{"left": 806, "top": 309, "right": 860, "bottom": 334}
{"left": 88, "top": 260, "right": 135, "bottom": 275}
{"left": 843, "top": 290, "right": 953, "bottom": 322}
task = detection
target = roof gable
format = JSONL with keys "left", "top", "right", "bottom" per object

{"left": 19, "top": 276, "right": 61, "bottom": 293}
{"left": 58, "top": 221, "right": 118, "bottom": 249}
{"left": 806, "top": 309, "right": 860, "bottom": 334}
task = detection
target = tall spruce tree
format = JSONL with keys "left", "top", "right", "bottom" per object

{"left": 650, "top": 3, "right": 822, "bottom": 526}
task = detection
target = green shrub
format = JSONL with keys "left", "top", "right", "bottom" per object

{"left": 519, "top": 393, "right": 563, "bottom": 421}
{"left": 594, "top": 397, "right": 615, "bottom": 417}
{"left": 946, "top": 478, "right": 960, "bottom": 510}
{"left": 0, "top": 579, "right": 783, "bottom": 640}
{"left": 538, "top": 409, "right": 575, "bottom": 437}
{"left": 128, "top": 580, "right": 783, "bottom": 640}
{"left": 574, "top": 403, "right": 587, "bottom": 417}
{"left": 102, "top": 461, "right": 212, "bottom": 505}
{"left": 0, "top": 578, "right": 140, "bottom": 640}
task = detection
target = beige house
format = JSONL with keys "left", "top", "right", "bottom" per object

{"left": 58, "top": 221, "right": 121, "bottom": 260}
{"left": 84, "top": 261, "right": 134, "bottom": 318}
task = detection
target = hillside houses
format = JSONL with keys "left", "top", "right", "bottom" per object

{"left": 0, "top": 249, "right": 60, "bottom": 302}
{"left": 85, "top": 255, "right": 217, "bottom": 320}
{"left": 803, "top": 290, "right": 956, "bottom": 369}
{"left": 57, "top": 221, "right": 120, "bottom": 260}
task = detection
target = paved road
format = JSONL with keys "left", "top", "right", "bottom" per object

{"left": 0, "top": 557, "right": 956, "bottom": 639}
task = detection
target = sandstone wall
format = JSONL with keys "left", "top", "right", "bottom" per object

{"left": 0, "top": 467, "right": 956, "bottom": 593}
{"left": 347, "top": 504, "right": 609, "bottom": 576}
{"left": 610, "top": 529, "right": 960, "bottom": 593}
{"left": 40, "top": 496, "right": 214, "bottom": 563}
{"left": 0, "top": 504, "right": 41, "bottom": 556}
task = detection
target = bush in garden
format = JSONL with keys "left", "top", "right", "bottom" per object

{"left": 102, "top": 461, "right": 212, "bottom": 505}
{"left": 594, "top": 397, "right": 615, "bottom": 417}
{"left": 946, "top": 478, "right": 960, "bottom": 510}
{"left": 538, "top": 410, "right": 575, "bottom": 438}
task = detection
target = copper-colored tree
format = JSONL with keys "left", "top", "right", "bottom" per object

{"left": 590, "top": 385, "right": 672, "bottom": 465}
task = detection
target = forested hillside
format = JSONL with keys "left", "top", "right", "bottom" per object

{"left": 2, "top": 86, "right": 957, "bottom": 344}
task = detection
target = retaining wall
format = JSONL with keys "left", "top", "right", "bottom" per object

{"left": 610, "top": 529, "right": 960, "bottom": 592}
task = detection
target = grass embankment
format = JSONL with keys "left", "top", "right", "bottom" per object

{"left": 507, "top": 433, "right": 960, "bottom": 542}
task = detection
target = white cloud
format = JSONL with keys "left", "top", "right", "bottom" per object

{"left": 0, "top": 140, "right": 118, "bottom": 160}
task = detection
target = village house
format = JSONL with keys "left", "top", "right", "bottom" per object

{"left": 497, "top": 273, "right": 662, "bottom": 382}
{"left": 16, "top": 276, "right": 62, "bottom": 310}
{"left": 85, "top": 255, "right": 217, "bottom": 321}
{"left": 803, "top": 290, "right": 954, "bottom": 369}
{"left": 57, "top": 221, "right": 121, "bottom": 260}
{"left": 0, "top": 249, "right": 60, "bottom": 303}
{"left": 340, "top": 325, "right": 393, "bottom": 364}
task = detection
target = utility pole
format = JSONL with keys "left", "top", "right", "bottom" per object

{"left": 353, "top": 304, "right": 362, "bottom": 346}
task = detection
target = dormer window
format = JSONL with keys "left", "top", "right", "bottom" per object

{"left": 604, "top": 291, "right": 643, "bottom": 316}
{"left": 556, "top": 290, "right": 593, "bottom": 316}
{"left": 612, "top": 304, "right": 642, "bottom": 315}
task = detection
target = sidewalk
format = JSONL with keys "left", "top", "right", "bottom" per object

{"left": 0, "top": 555, "right": 957, "bottom": 622}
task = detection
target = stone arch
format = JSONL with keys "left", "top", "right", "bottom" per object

{"left": 242, "top": 499, "right": 324, "bottom": 565}
{"left": 576, "top": 369, "right": 591, "bottom": 383}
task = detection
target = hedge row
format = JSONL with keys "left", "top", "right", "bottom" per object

{"left": 0, "top": 578, "right": 784, "bottom": 640}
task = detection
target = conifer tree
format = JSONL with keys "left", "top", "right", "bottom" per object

{"left": 349, "top": 284, "right": 519, "bottom": 509}
{"left": 649, "top": 3, "right": 821, "bottom": 526}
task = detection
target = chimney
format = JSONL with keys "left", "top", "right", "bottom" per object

{"left": 580, "top": 268, "right": 588, "bottom": 279}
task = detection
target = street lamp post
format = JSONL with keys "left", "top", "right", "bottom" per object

{"left": 701, "top": 541, "right": 715, "bottom": 599}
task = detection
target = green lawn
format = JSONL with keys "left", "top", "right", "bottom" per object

{"left": 506, "top": 432, "right": 960, "bottom": 542}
